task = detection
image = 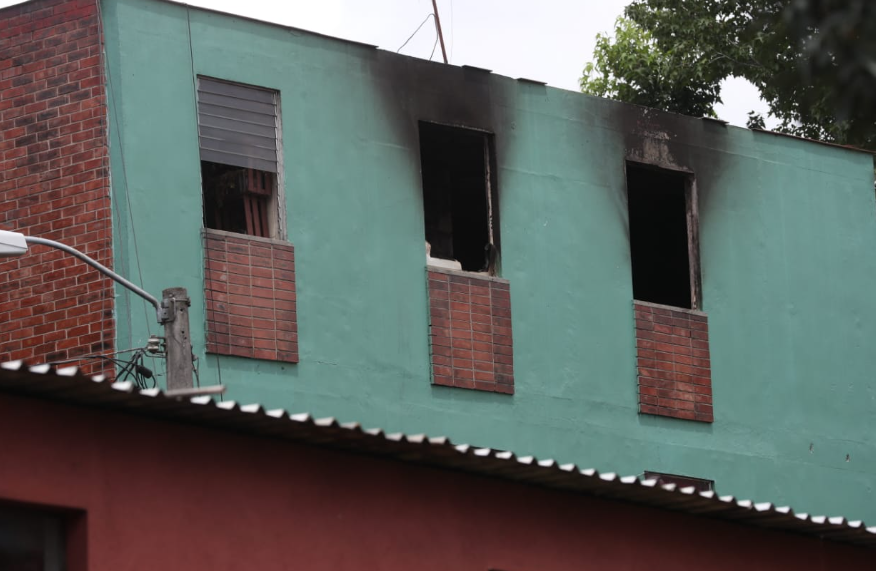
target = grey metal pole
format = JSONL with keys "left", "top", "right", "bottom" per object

{"left": 162, "top": 287, "right": 194, "bottom": 391}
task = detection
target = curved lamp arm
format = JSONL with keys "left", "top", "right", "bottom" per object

{"left": 0, "top": 230, "right": 161, "bottom": 322}
{"left": 24, "top": 236, "right": 161, "bottom": 316}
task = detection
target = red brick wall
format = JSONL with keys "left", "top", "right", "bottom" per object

{"left": 0, "top": 0, "right": 113, "bottom": 374}
{"left": 634, "top": 301, "right": 712, "bottom": 422}
{"left": 203, "top": 229, "right": 298, "bottom": 363}
{"left": 427, "top": 268, "right": 513, "bottom": 394}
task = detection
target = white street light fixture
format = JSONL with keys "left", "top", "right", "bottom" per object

{"left": 0, "top": 229, "right": 194, "bottom": 390}
{"left": 0, "top": 230, "right": 28, "bottom": 258}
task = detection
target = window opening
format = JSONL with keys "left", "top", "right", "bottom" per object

{"left": 201, "top": 162, "right": 273, "bottom": 238}
{"left": 644, "top": 471, "right": 714, "bottom": 492}
{"left": 626, "top": 163, "right": 699, "bottom": 309}
{"left": 0, "top": 504, "right": 67, "bottom": 571}
{"left": 419, "top": 122, "right": 498, "bottom": 273}
{"left": 197, "top": 77, "right": 280, "bottom": 239}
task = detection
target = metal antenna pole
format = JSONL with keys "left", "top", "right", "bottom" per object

{"left": 431, "top": 0, "right": 448, "bottom": 64}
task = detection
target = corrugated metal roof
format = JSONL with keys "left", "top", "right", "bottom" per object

{"left": 1, "top": 359, "right": 875, "bottom": 548}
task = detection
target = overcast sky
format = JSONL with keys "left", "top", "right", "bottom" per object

{"left": 2, "top": 0, "right": 773, "bottom": 127}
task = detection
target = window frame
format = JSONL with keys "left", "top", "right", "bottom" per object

{"left": 625, "top": 160, "right": 702, "bottom": 310}
{"left": 196, "top": 76, "right": 286, "bottom": 241}
{"left": 417, "top": 119, "right": 501, "bottom": 275}
{"left": 0, "top": 500, "right": 86, "bottom": 571}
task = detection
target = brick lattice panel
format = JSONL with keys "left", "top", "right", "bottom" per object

{"left": 634, "top": 301, "right": 712, "bottom": 422}
{"left": 427, "top": 268, "right": 513, "bottom": 394}
{"left": 203, "top": 229, "right": 298, "bottom": 363}
{"left": 0, "top": 0, "right": 114, "bottom": 375}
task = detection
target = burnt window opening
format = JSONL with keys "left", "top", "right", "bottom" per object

{"left": 626, "top": 163, "right": 700, "bottom": 309}
{"left": 197, "top": 77, "right": 281, "bottom": 239}
{"left": 419, "top": 121, "right": 498, "bottom": 274}
{"left": 644, "top": 471, "right": 714, "bottom": 493}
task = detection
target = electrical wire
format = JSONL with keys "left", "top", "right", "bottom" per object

{"left": 429, "top": 33, "right": 439, "bottom": 61}
{"left": 48, "top": 350, "right": 158, "bottom": 390}
{"left": 397, "top": 13, "right": 434, "bottom": 53}
{"left": 95, "top": 0, "right": 161, "bottom": 378}
{"left": 215, "top": 352, "right": 223, "bottom": 402}
{"left": 192, "top": 354, "right": 201, "bottom": 388}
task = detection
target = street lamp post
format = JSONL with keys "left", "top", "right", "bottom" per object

{"left": 0, "top": 229, "right": 193, "bottom": 390}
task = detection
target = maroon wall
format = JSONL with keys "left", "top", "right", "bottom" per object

{"left": 0, "top": 392, "right": 868, "bottom": 570}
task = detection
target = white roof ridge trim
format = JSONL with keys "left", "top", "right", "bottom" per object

{"left": 0, "top": 360, "right": 24, "bottom": 371}
{"left": 111, "top": 380, "right": 133, "bottom": 392}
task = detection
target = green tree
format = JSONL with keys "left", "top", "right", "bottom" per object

{"left": 580, "top": 0, "right": 876, "bottom": 150}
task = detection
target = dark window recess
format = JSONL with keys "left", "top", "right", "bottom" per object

{"left": 197, "top": 77, "right": 279, "bottom": 239}
{"left": 419, "top": 122, "right": 498, "bottom": 273}
{"left": 202, "top": 162, "right": 273, "bottom": 238}
{"left": 0, "top": 504, "right": 67, "bottom": 571}
{"left": 626, "top": 163, "right": 695, "bottom": 309}
{"left": 644, "top": 471, "right": 714, "bottom": 492}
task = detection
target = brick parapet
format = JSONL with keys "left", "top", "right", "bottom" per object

{"left": 203, "top": 229, "right": 299, "bottom": 363}
{"left": 427, "top": 267, "right": 513, "bottom": 394}
{"left": 634, "top": 301, "right": 713, "bottom": 422}
{"left": 0, "top": 0, "right": 113, "bottom": 375}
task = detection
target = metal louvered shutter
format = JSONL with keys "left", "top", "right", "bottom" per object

{"left": 197, "top": 77, "right": 278, "bottom": 173}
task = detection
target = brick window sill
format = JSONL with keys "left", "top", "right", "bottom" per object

{"left": 634, "top": 300, "right": 712, "bottom": 423}
{"left": 427, "top": 266, "right": 514, "bottom": 394}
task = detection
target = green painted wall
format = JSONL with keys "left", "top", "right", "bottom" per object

{"left": 102, "top": 0, "right": 876, "bottom": 523}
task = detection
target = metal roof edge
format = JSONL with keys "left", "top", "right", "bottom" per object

{"left": 0, "top": 361, "right": 874, "bottom": 549}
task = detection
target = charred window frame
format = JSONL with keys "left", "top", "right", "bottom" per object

{"left": 419, "top": 121, "right": 500, "bottom": 274}
{"left": 197, "top": 77, "right": 284, "bottom": 239}
{"left": 625, "top": 161, "right": 702, "bottom": 310}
